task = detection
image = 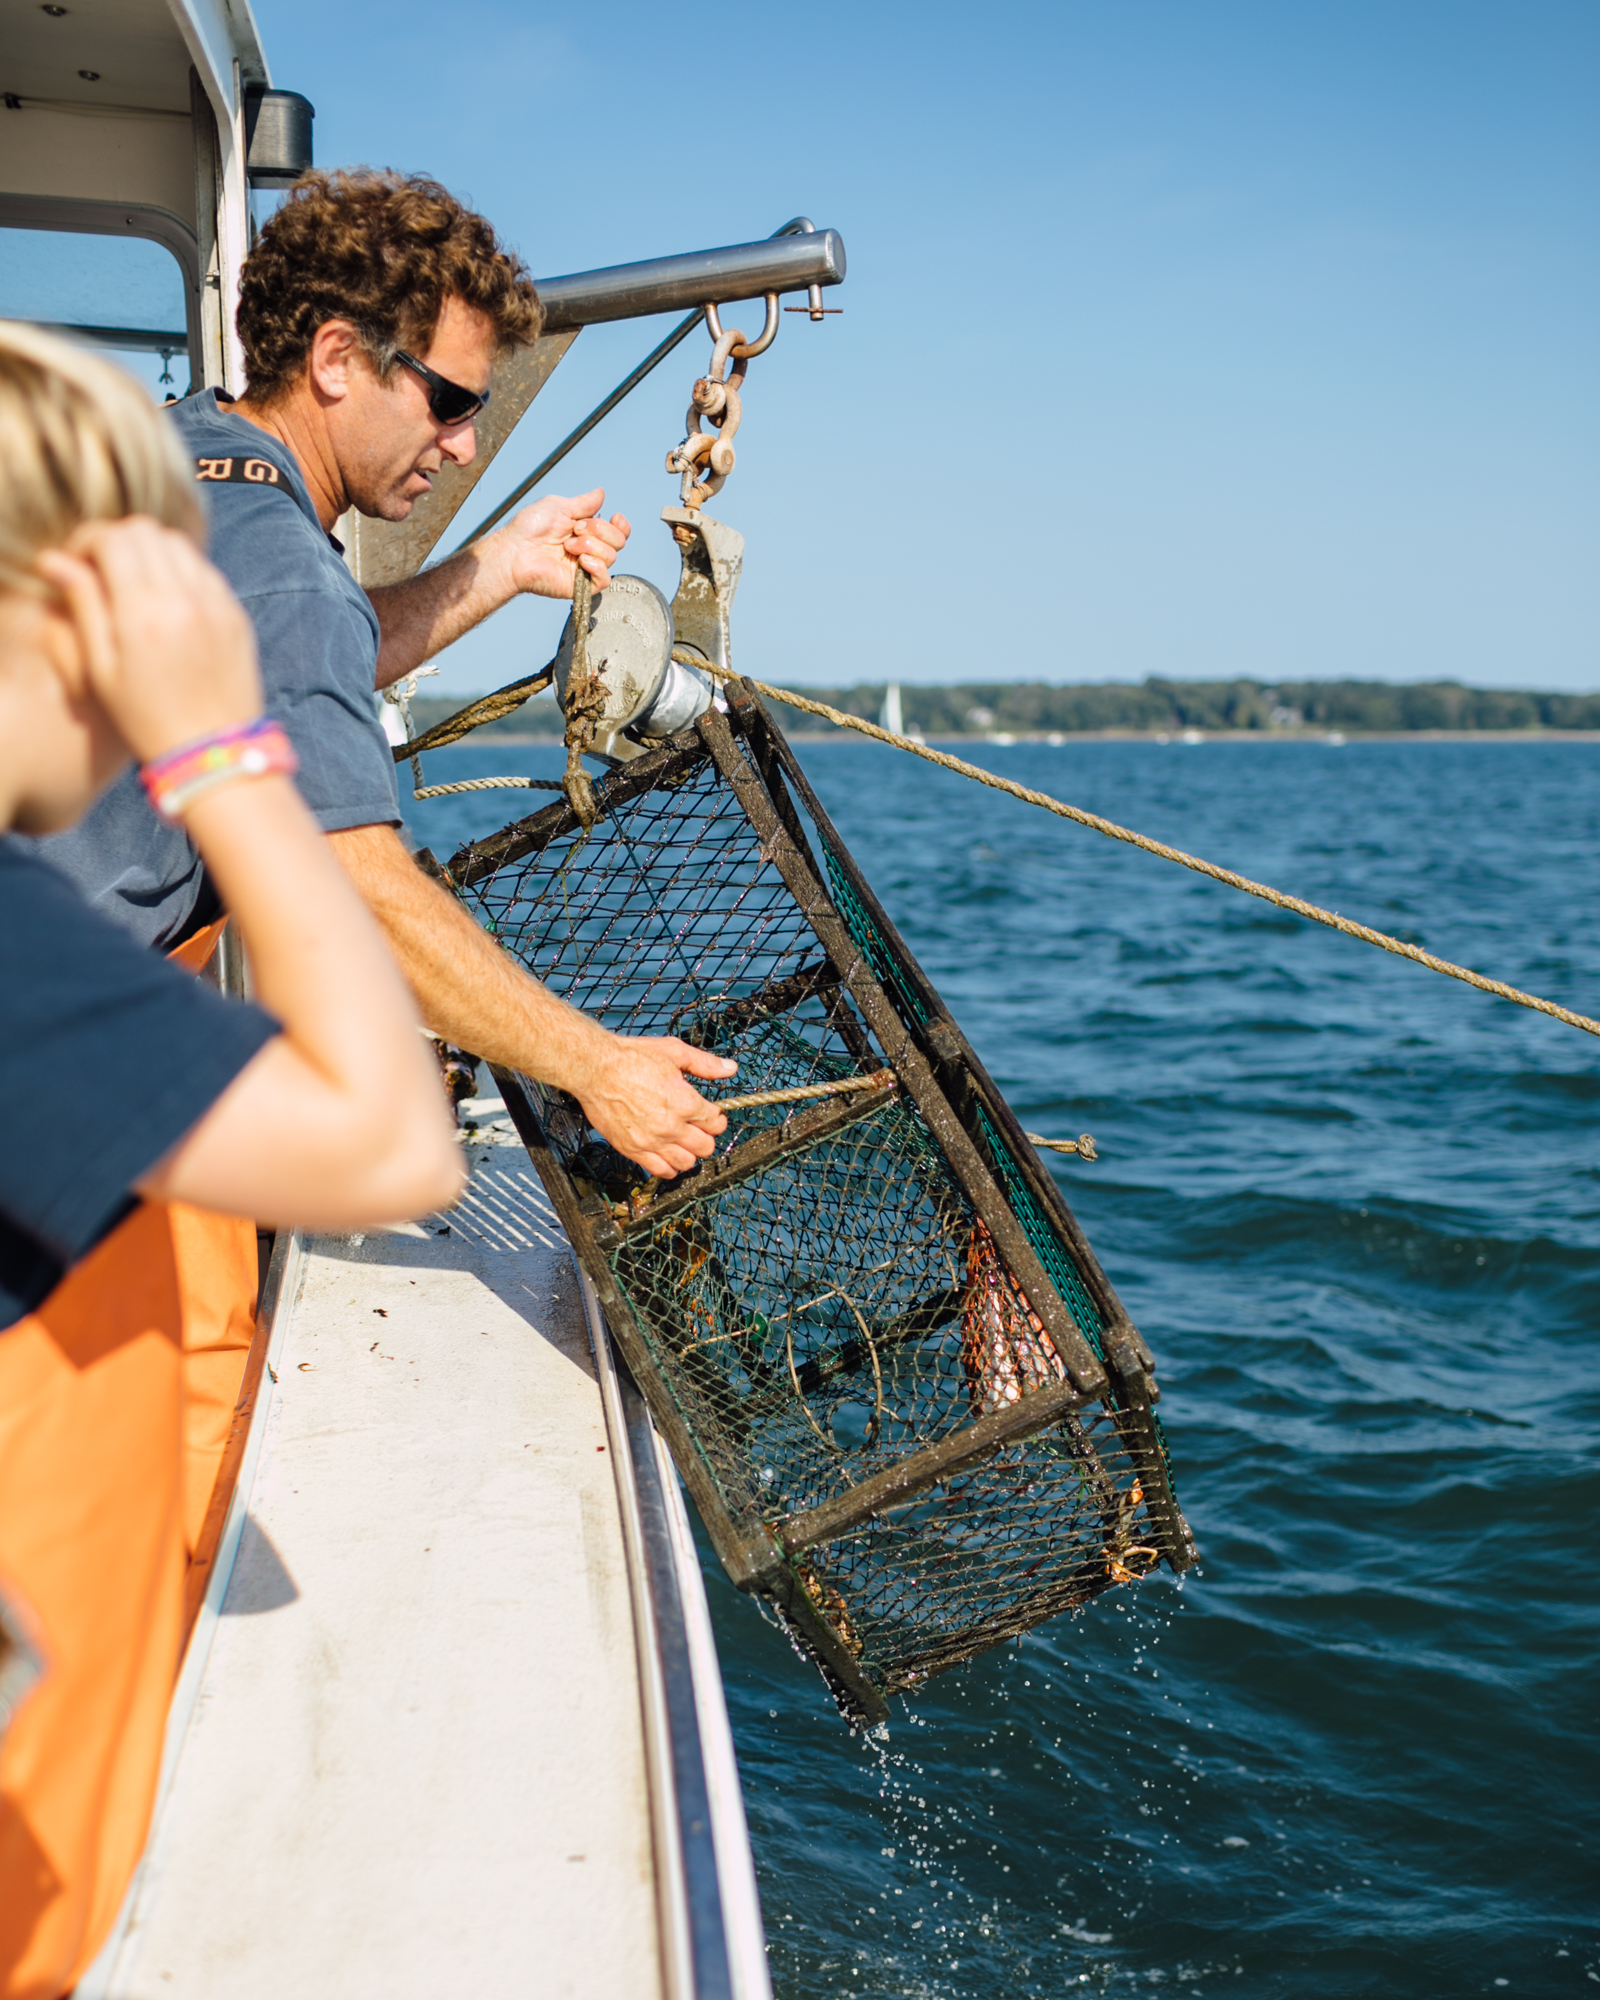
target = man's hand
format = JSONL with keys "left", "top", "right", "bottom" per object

{"left": 369, "top": 485, "right": 634, "bottom": 687}
{"left": 487, "top": 487, "right": 632, "bottom": 600}
{"left": 574, "top": 1036, "right": 738, "bottom": 1179}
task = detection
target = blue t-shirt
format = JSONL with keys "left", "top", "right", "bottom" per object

{"left": 34, "top": 390, "right": 400, "bottom": 949}
{"left": 0, "top": 842, "right": 279, "bottom": 1331}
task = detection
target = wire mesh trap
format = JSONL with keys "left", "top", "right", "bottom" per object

{"left": 436, "top": 685, "right": 1196, "bottom": 1724}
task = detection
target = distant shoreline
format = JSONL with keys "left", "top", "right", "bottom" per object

{"left": 402, "top": 674, "right": 1600, "bottom": 749}
{"left": 422, "top": 727, "right": 1600, "bottom": 748}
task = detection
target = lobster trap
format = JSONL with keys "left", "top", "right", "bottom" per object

{"left": 437, "top": 686, "right": 1195, "bottom": 1725}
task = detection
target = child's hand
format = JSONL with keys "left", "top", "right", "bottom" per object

{"left": 36, "top": 518, "right": 263, "bottom": 764}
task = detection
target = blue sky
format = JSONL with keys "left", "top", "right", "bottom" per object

{"left": 12, "top": 1, "right": 1600, "bottom": 694}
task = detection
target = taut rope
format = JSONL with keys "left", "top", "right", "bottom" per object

{"left": 412, "top": 774, "right": 564, "bottom": 798}
{"left": 394, "top": 664, "right": 555, "bottom": 759}
{"left": 389, "top": 662, "right": 561, "bottom": 800}
{"left": 691, "top": 663, "right": 1600, "bottom": 1042}
{"left": 388, "top": 640, "right": 1599, "bottom": 1042}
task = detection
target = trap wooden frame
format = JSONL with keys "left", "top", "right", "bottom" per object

{"left": 440, "top": 682, "right": 1196, "bottom": 1725}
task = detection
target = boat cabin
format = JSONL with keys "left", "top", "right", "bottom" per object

{"left": 1, "top": 6, "right": 845, "bottom": 1994}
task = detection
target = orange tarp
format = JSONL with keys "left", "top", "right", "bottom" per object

{"left": 170, "top": 1206, "right": 258, "bottom": 1552}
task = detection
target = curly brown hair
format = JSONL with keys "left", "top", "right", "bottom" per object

{"left": 236, "top": 169, "right": 543, "bottom": 399}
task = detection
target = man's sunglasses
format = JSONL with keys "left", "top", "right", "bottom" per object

{"left": 394, "top": 350, "right": 490, "bottom": 426}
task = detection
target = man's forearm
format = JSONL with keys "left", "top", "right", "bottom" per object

{"left": 326, "top": 822, "right": 600, "bottom": 1074}
{"left": 326, "top": 822, "right": 739, "bottom": 1178}
{"left": 367, "top": 492, "right": 631, "bottom": 688}
{"left": 368, "top": 541, "right": 512, "bottom": 690}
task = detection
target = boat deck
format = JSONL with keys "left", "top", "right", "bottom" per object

{"left": 82, "top": 1105, "right": 750, "bottom": 1998}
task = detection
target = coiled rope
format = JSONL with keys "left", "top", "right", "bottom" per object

{"left": 561, "top": 568, "right": 604, "bottom": 828}
{"left": 692, "top": 663, "right": 1600, "bottom": 1042}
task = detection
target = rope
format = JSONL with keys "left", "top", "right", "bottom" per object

{"left": 383, "top": 636, "right": 1596, "bottom": 1042}
{"left": 411, "top": 775, "right": 565, "bottom": 800}
{"left": 391, "top": 664, "right": 556, "bottom": 765}
{"left": 715, "top": 1069, "right": 897, "bottom": 1114}
{"left": 562, "top": 569, "right": 603, "bottom": 829}
{"left": 697, "top": 663, "right": 1600, "bottom": 1042}
{"left": 1025, "top": 1133, "right": 1098, "bottom": 1159}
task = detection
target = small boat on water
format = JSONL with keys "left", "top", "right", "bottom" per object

{"left": 3, "top": 2, "right": 1187, "bottom": 1991}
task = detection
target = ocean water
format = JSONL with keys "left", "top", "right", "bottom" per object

{"left": 406, "top": 734, "right": 1600, "bottom": 1999}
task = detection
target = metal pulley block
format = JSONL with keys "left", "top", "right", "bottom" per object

{"left": 553, "top": 572, "right": 712, "bottom": 766}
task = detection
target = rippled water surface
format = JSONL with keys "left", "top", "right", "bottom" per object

{"left": 408, "top": 735, "right": 1600, "bottom": 1998}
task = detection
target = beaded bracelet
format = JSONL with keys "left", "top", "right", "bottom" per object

{"left": 140, "top": 717, "right": 299, "bottom": 823}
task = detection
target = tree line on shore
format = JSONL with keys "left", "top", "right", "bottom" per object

{"left": 401, "top": 675, "right": 1600, "bottom": 742}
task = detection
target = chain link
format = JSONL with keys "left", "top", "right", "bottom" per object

{"left": 666, "top": 322, "right": 756, "bottom": 510}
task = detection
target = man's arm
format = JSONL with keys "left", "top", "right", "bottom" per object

{"left": 327, "top": 823, "right": 733, "bottom": 1178}
{"left": 368, "top": 488, "right": 631, "bottom": 689}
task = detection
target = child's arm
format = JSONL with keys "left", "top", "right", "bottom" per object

{"left": 41, "top": 519, "right": 463, "bottom": 1229}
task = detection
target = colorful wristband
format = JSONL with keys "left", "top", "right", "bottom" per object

{"left": 140, "top": 717, "right": 299, "bottom": 823}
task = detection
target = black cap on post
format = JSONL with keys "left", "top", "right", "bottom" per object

{"left": 244, "top": 88, "right": 314, "bottom": 188}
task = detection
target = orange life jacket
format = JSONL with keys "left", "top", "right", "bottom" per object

{"left": 0, "top": 918, "right": 262, "bottom": 1996}
{"left": 158, "top": 920, "right": 263, "bottom": 1552}
{"left": 0, "top": 1204, "right": 185, "bottom": 2000}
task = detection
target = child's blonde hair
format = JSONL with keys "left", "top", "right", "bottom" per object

{"left": 0, "top": 321, "right": 201, "bottom": 595}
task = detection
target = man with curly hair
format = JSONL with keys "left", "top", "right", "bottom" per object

{"left": 43, "top": 171, "right": 736, "bottom": 1184}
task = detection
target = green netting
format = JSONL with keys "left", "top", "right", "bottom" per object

{"left": 822, "top": 844, "right": 930, "bottom": 1027}
{"left": 972, "top": 1104, "right": 1107, "bottom": 1358}
{"left": 816, "top": 827, "right": 1177, "bottom": 1482}
{"left": 819, "top": 834, "right": 1111, "bottom": 1354}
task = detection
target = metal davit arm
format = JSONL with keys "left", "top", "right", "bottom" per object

{"left": 532, "top": 226, "right": 844, "bottom": 331}
{"left": 349, "top": 216, "right": 843, "bottom": 587}
{"left": 449, "top": 218, "right": 841, "bottom": 556}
